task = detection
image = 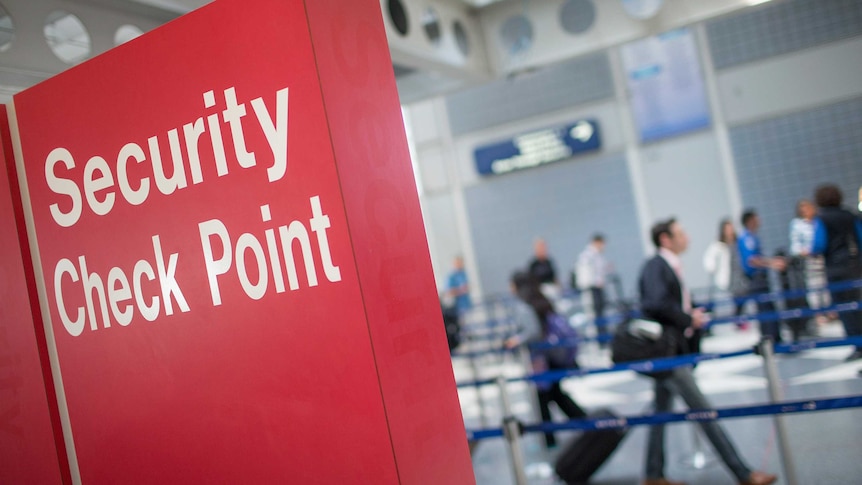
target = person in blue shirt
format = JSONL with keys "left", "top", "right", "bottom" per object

{"left": 737, "top": 209, "right": 786, "bottom": 342}
{"left": 811, "top": 184, "right": 862, "bottom": 361}
{"left": 446, "top": 256, "right": 472, "bottom": 314}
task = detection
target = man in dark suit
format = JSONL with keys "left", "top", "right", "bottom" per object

{"left": 640, "top": 218, "right": 776, "bottom": 485}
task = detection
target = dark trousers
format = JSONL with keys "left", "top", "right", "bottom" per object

{"left": 734, "top": 299, "right": 746, "bottom": 318}
{"left": 591, "top": 286, "right": 607, "bottom": 343}
{"left": 829, "top": 268, "right": 862, "bottom": 351}
{"left": 784, "top": 258, "right": 810, "bottom": 341}
{"left": 538, "top": 364, "right": 586, "bottom": 447}
{"left": 646, "top": 367, "right": 751, "bottom": 481}
{"left": 747, "top": 272, "right": 782, "bottom": 343}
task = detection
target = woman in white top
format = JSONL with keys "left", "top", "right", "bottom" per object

{"left": 704, "top": 221, "right": 731, "bottom": 292}
{"left": 703, "top": 219, "right": 748, "bottom": 320}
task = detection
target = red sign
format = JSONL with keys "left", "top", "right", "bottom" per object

{"left": 0, "top": 106, "right": 69, "bottom": 483}
{"left": 10, "top": 0, "right": 472, "bottom": 482}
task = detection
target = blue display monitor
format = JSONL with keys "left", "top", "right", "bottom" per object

{"left": 621, "top": 28, "right": 711, "bottom": 143}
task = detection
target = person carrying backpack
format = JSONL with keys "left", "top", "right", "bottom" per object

{"left": 505, "top": 271, "right": 586, "bottom": 448}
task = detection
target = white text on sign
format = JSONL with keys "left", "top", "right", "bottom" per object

{"left": 44, "top": 86, "right": 289, "bottom": 228}
{"left": 52, "top": 196, "right": 342, "bottom": 336}
{"left": 40, "top": 84, "right": 347, "bottom": 337}
{"left": 199, "top": 196, "right": 342, "bottom": 305}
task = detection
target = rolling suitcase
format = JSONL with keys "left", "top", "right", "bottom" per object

{"left": 554, "top": 408, "right": 627, "bottom": 484}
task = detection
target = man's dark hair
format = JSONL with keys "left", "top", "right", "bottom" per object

{"left": 511, "top": 271, "right": 531, "bottom": 294}
{"left": 814, "top": 184, "right": 843, "bottom": 208}
{"left": 592, "top": 233, "right": 605, "bottom": 243}
{"left": 741, "top": 209, "right": 758, "bottom": 228}
{"left": 650, "top": 218, "right": 676, "bottom": 248}
{"left": 510, "top": 270, "right": 553, "bottom": 328}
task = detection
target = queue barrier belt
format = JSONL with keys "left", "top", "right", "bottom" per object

{"left": 458, "top": 280, "right": 862, "bottom": 338}
{"left": 452, "top": 298, "right": 862, "bottom": 360}
{"left": 456, "top": 336, "right": 862, "bottom": 389}
{"left": 466, "top": 394, "right": 862, "bottom": 441}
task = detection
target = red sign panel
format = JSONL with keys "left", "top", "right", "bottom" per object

{"left": 11, "top": 0, "right": 472, "bottom": 482}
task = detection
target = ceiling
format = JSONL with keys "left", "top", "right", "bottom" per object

{"left": 0, "top": 0, "right": 779, "bottom": 104}
{"left": 124, "top": 0, "right": 506, "bottom": 14}
{"left": 381, "top": 0, "right": 780, "bottom": 103}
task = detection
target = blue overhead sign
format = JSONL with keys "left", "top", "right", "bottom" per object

{"left": 474, "top": 120, "right": 601, "bottom": 176}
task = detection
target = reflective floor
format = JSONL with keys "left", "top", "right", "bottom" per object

{"left": 456, "top": 322, "right": 862, "bottom": 485}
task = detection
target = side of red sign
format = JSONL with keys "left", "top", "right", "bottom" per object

{"left": 0, "top": 106, "right": 70, "bottom": 483}
{"left": 305, "top": 1, "right": 475, "bottom": 483}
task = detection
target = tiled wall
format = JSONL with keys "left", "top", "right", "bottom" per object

{"left": 445, "top": 51, "right": 614, "bottom": 136}
{"left": 729, "top": 97, "right": 862, "bottom": 255}
{"left": 463, "top": 152, "right": 644, "bottom": 297}
{"left": 709, "top": 0, "right": 862, "bottom": 253}
{"left": 707, "top": 0, "right": 862, "bottom": 70}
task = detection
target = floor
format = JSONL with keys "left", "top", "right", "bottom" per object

{"left": 455, "top": 321, "right": 862, "bottom": 485}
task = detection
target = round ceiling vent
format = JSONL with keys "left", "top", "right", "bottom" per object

{"left": 560, "top": 0, "right": 597, "bottom": 35}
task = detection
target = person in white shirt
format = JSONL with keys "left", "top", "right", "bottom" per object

{"left": 789, "top": 199, "right": 816, "bottom": 256}
{"left": 703, "top": 219, "right": 734, "bottom": 293}
{"left": 703, "top": 219, "right": 748, "bottom": 322}
{"left": 789, "top": 199, "right": 830, "bottom": 319}
{"left": 577, "top": 234, "right": 612, "bottom": 345}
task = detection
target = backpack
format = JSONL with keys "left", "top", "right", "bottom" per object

{"left": 544, "top": 313, "right": 578, "bottom": 368}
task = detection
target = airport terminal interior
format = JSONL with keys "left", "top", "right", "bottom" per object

{"left": 461, "top": 313, "right": 862, "bottom": 484}
{"left": 2, "top": 0, "right": 862, "bottom": 483}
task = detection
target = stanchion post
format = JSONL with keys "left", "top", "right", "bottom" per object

{"left": 759, "top": 338, "right": 799, "bottom": 485}
{"left": 497, "top": 298, "right": 514, "bottom": 364}
{"left": 470, "top": 351, "right": 488, "bottom": 428}
{"left": 518, "top": 346, "right": 543, "bottom": 423}
{"left": 497, "top": 376, "right": 529, "bottom": 485}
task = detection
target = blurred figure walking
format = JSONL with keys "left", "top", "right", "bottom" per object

{"left": 577, "top": 234, "right": 613, "bottom": 345}
{"left": 640, "top": 218, "right": 777, "bottom": 485}
{"left": 529, "top": 238, "right": 561, "bottom": 301}
{"left": 703, "top": 219, "right": 749, "bottom": 324}
{"left": 505, "top": 272, "right": 586, "bottom": 448}
{"left": 446, "top": 256, "right": 472, "bottom": 315}
{"left": 738, "top": 209, "right": 786, "bottom": 342}
{"left": 812, "top": 184, "right": 862, "bottom": 361}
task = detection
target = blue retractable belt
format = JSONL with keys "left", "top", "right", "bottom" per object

{"left": 466, "top": 394, "right": 862, "bottom": 441}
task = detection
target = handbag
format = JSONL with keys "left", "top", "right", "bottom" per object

{"left": 611, "top": 318, "right": 679, "bottom": 366}
{"left": 543, "top": 313, "right": 578, "bottom": 368}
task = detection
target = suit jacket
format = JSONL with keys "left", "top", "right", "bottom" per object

{"left": 638, "top": 254, "right": 692, "bottom": 334}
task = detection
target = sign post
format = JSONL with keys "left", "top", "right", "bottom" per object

{"left": 9, "top": 0, "right": 473, "bottom": 483}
